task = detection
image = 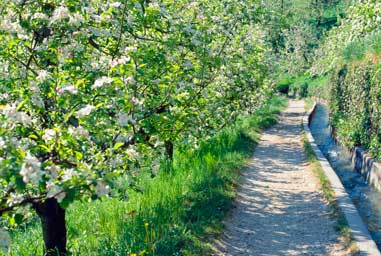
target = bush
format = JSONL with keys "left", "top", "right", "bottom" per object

{"left": 367, "top": 32, "right": 381, "bottom": 55}
{"left": 342, "top": 40, "right": 366, "bottom": 62}
{"left": 307, "top": 75, "right": 329, "bottom": 99}
{"left": 275, "top": 75, "right": 293, "bottom": 94}
{"left": 328, "top": 61, "right": 381, "bottom": 157}
{"left": 289, "top": 74, "right": 310, "bottom": 98}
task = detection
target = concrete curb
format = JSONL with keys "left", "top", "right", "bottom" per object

{"left": 303, "top": 102, "right": 380, "bottom": 256}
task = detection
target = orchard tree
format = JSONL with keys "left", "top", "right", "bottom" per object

{"left": 0, "top": 0, "right": 268, "bottom": 254}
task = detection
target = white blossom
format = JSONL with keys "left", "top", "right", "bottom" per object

{"left": 0, "top": 14, "right": 26, "bottom": 39}
{"left": 94, "top": 180, "right": 109, "bottom": 197}
{"left": 131, "top": 96, "right": 144, "bottom": 106}
{"left": 0, "top": 137, "right": 5, "bottom": 147}
{"left": 32, "top": 13, "right": 48, "bottom": 20}
{"left": 45, "top": 165, "right": 59, "bottom": 179}
{"left": 20, "top": 153, "right": 42, "bottom": 185}
{"left": 126, "top": 146, "right": 139, "bottom": 159}
{"left": 46, "top": 183, "right": 65, "bottom": 202}
{"left": 110, "top": 56, "right": 130, "bottom": 68}
{"left": 124, "top": 46, "right": 137, "bottom": 52}
{"left": 76, "top": 105, "right": 95, "bottom": 117}
{"left": 6, "top": 192, "right": 23, "bottom": 207}
{"left": 36, "top": 70, "right": 50, "bottom": 82}
{"left": 0, "top": 104, "right": 33, "bottom": 126}
{"left": 110, "top": 2, "right": 122, "bottom": 8}
{"left": 92, "top": 76, "right": 113, "bottom": 89}
{"left": 125, "top": 76, "right": 135, "bottom": 84}
{"left": 62, "top": 169, "right": 75, "bottom": 182}
{"left": 42, "top": 129, "right": 57, "bottom": 141}
{"left": 55, "top": 192, "right": 66, "bottom": 202}
{"left": 30, "top": 93, "right": 45, "bottom": 108}
{"left": 51, "top": 6, "right": 71, "bottom": 23}
{"left": 184, "top": 60, "right": 193, "bottom": 68}
{"left": 68, "top": 126, "right": 89, "bottom": 138}
{"left": 117, "top": 113, "right": 135, "bottom": 126}
{"left": 58, "top": 84, "right": 78, "bottom": 95}
{"left": 69, "top": 13, "right": 84, "bottom": 26}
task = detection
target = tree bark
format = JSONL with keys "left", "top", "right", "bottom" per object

{"left": 35, "top": 198, "right": 67, "bottom": 256}
{"left": 164, "top": 140, "right": 174, "bottom": 161}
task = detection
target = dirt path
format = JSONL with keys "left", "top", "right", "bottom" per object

{"left": 212, "top": 100, "right": 347, "bottom": 256}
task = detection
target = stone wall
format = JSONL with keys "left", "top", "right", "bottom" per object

{"left": 309, "top": 101, "right": 381, "bottom": 191}
{"left": 352, "top": 147, "right": 381, "bottom": 191}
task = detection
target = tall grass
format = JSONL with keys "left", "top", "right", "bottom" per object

{"left": 7, "top": 97, "right": 287, "bottom": 256}
{"left": 342, "top": 31, "right": 381, "bottom": 62}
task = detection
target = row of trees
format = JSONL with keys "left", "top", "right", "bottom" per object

{"left": 262, "top": 0, "right": 348, "bottom": 77}
{"left": 0, "top": 0, "right": 270, "bottom": 254}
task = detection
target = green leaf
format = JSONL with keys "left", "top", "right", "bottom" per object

{"left": 75, "top": 151, "right": 83, "bottom": 160}
{"left": 8, "top": 216, "right": 15, "bottom": 226}
{"left": 29, "top": 134, "right": 39, "bottom": 140}
{"left": 59, "top": 188, "right": 76, "bottom": 209}
{"left": 14, "top": 214, "right": 24, "bottom": 225}
{"left": 16, "top": 99, "right": 28, "bottom": 111}
{"left": 113, "top": 142, "right": 124, "bottom": 150}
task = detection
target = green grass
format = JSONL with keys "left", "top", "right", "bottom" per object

{"left": 341, "top": 31, "right": 381, "bottom": 64}
{"left": 302, "top": 135, "right": 358, "bottom": 255}
{"left": 7, "top": 97, "right": 288, "bottom": 256}
{"left": 304, "top": 98, "right": 314, "bottom": 112}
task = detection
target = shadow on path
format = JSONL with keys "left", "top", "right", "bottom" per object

{"left": 212, "top": 100, "right": 346, "bottom": 256}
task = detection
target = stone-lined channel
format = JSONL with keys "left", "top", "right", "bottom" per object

{"left": 310, "top": 103, "right": 381, "bottom": 249}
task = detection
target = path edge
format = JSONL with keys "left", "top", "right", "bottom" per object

{"left": 303, "top": 102, "right": 381, "bottom": 256}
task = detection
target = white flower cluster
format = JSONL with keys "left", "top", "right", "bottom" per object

{"left": 92, "top": 76, "right": 113, "bottom": 89}
{"left": 68, "top": 126, "right": 89, "bottom": 139}
{"left": 49, "top": 6, "right": 85, "bottom": 27}
{"left": 46, "top": 182, "right": 66, "bottom": 203}
{"left": 42, "top": 129, "right": 58, "bottom": 142}
{"left": 69, "top": 13, "right": 85, "bottom": 26}
{"left": 50, "top": 6, "right": 71, "bottom": 23}
{"left": 117, "top": 112, "right": 135, "bottom": 126}
{"left": 130, "top": 96, "right": 144, "bottom": 106}
{"left": 110, "top": 2, "right": 122, "bottom": 8}
{"left": 0, "top": 13, "right": 27, "bottom": 39}
{"left": 36, "top": 70, "right": 50, "bottom": 83}
{"left": 126, "top": 146, "right": 140, "bottom": 160}
{"left": 32, "top": 13, "right": 49, "bottom": 20}
{"left": 110, "top": 56, "right": 130, "bottom": 68}
{"left": 0, "top": 137, "right": 6, "bottom": 148}
{"left": 58, "top": 84, "right": 78, "bottom": 95}
{"left": 0, "top": 104, "right": 33, "bottom": 126}
{"left": 76, "top": 105, "right": 95, "bottom": 117}
{"left": 94, "top": 179, "right": 109, "bottom": 197}
{"left": 6, "top": 192, "right": 23, "bottom": 207}
{"left": 20, "top": 153, "right": 42, "bottom": 185}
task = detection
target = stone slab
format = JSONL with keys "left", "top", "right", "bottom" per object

{"left": 304, "top": 102, "right": 380, "bottom": 256}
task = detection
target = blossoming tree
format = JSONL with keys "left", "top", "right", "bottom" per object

{"left": 0, "top": 0, "right": 268, "bottom": 254}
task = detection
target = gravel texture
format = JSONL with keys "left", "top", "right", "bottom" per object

{"left": 212, "top": 100, "right": 347, "bottom": 256}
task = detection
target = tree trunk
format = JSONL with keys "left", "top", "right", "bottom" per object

{"left": 35, "top": 198, "right": 67, "bottom": 256}
{"left": 165, "top": 140, "right": 174, "bottom": 161}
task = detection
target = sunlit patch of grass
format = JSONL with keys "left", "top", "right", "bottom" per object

{"left": 8, "top": 97, "right": 287, "bottom": 256}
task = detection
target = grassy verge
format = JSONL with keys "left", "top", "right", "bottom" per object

{"left": 304, "top": 98, "right": 315, "bottom": 112}
{"left": 8, "top": 97, "right": 287, "bottom": 256}
{"left": 302, "top": 135, "right": 359, "bottom": 255}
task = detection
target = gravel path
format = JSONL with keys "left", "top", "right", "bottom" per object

{"left": 212, "top": 100, "right": 348, "bottom": 256}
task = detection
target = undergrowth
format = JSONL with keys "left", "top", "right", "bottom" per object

{"left": 7, "top": 97, "right": 287, "bottom": 255}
